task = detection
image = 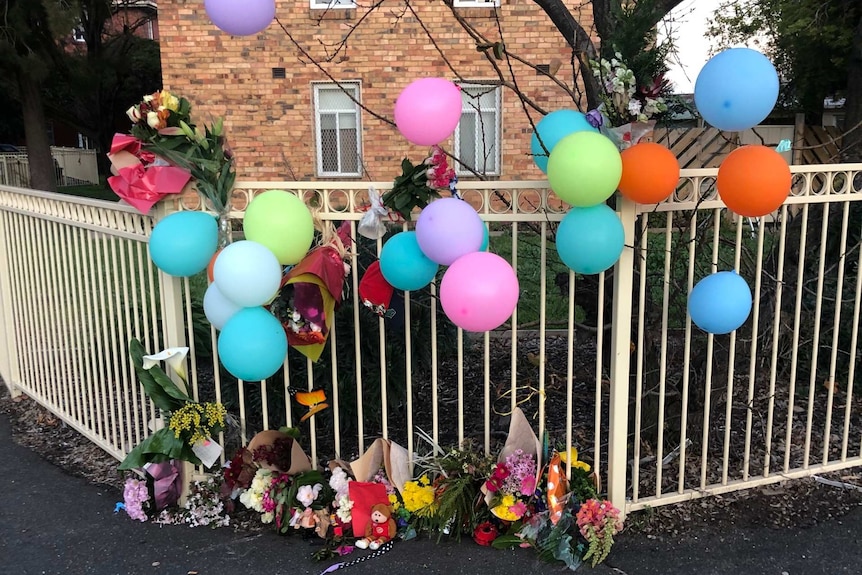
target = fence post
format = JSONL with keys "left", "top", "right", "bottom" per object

{"left": 608, "top": 195, "right": 637, "bottom": 517}
{"left": 152, "top": 201, "right": 194, "bottom": 502}
{"left": 0, "top": 210, "right": 21, "bottom": 396}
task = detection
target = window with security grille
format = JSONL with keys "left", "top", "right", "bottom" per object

{"left": 313, "top": 83, "right": 361, "bottom": 176}
{"left": 454, "top": 84, "right": 501, "bottom": 176}
{"left": 310, "top": 0, "right": 356, "bottom": 9}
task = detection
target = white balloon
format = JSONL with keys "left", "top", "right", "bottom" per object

{"left": 213, "top": 240, "right": 282, "bottom": 307}
{"left": 203, "top": 283, "right": 242, "bottom": 331}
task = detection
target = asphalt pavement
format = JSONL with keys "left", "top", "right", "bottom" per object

{"left": 2, "top": 408, "right": 862, "bottom": 575}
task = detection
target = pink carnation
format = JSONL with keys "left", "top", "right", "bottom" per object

{"left": 123, "top": 477, "right": 150, "bottom": 522}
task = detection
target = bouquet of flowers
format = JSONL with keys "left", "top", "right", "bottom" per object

{"left": 121, "top": 89, "right": 235, "bottom": 215}
{"left": 484, "top": 449, "right": 537, "bottom": 521}
{"left": 381, "top": 145, "right": 457, "bottom": 221}
{"left": 577, "top": 498, "right": 623, "bottom": 566}
{"left": 589, "top": 53, "right": 668, "bottom": 149}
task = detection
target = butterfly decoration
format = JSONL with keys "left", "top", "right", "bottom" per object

{"left": 289, "top": 387, "right": 330, "bottom": 423}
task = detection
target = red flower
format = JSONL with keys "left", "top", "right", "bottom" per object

{"left": 473, "top": 521, "right": 499, "bottom": 546}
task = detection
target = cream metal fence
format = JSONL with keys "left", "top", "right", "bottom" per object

{"left": 0, "top": 163, "right": 860, "bottom": 517}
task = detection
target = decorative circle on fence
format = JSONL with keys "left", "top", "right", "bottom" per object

{"left": 327, "top": 189, "right": 350, "bottom": 213}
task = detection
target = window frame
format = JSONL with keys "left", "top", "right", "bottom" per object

{"left": 454, "top": 83, "right": 502, "bottom": 177}
{"left": 310, "top": 0, "right": 357, "bottom": 10}
{"left": 312, "top": 81, "right": 363, "bottom": 178}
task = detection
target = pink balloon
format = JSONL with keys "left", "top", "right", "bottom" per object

{"left": 394, "top": 78, "right": 462, "bottom": 146}
{"left": 440, "top": 252, "right": 519, "bottom": 332}
{"left": 205, "top": 0, "right": 275, "bottom": 36}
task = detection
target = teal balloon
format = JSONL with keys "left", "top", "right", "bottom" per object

{"left": 379, "top": 231, "right": 439, "bottom": 291}
{"left": 480, "top": 225, "right": 489, "bottom": 252}
{"left": 555, "top": 205, "right": 624, "bottom": 275}
{"left": 547, "top": 131, "right": 622, "bottom": 207}
{"left": 688, "top": 271, "right": 753, "bottom": 334}
{"left": 217, "top": 307, "right": 287, "bottom": 381}
{"left": 149, "top": 211, "right": 217, "bottom": 277}
{"left": 531, "top": 110, "right": 597, "bottom": 173}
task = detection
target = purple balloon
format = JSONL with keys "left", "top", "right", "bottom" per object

{"left": 440, "top": 252, "right": 519, "bottom": 332}
{"left": 415, "top": 198, "right": 485, "bottom": 266}
{"left": 205, "top": 0, "right": 275, "bottom": 36}
{"left": 394, "top": 78, "right": 462, "bottom": 146}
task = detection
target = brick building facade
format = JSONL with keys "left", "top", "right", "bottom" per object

{"left": 156, "top": 0, "right": 595, "bottom": 182}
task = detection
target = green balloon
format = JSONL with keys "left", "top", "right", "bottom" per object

{"left": 547, "top": 131, "right": 623, "bottom": 207}
{"left": 243, "top": 190, "right": 314, "bottom": 265}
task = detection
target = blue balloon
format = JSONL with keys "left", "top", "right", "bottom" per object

{"left": 694, "top": 48, "right": 779, "bottom": 132}
{"left": 480, "top": 225, "right": 489, "bottom": 252}
{"left": 379, "top": 231, "right": 439, "bottom": 291}
{"left": 688, "top": 271, "right": 753, "bottom": 335}
{"left": 531, "top": 109, "right": 598, "bottom": 173}
{"left": 555, "top": 205, "right": 624, "bottom": 275}
{"left": 217, "top": 307, "right": 287, "bottom": 381}
{"left": 149, "top": 211, "right": 218, "bottom": 277}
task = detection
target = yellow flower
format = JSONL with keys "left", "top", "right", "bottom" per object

{"left": 402, "top": 480, "right": 437, "bottom": 516}
{"left": 491, "top": 502, "right": 519, "bottom": 522}
{"left": 418, "top": 474, "right": 430, "bottom": 486}
{"left": 388, "top": 493, "right": 400, "bottom": 510}
{"left": 559, "top": 448, "right": 591, "bottom": 473}
{"left": 160, "top": 90, "right": 180, "bottom": 112}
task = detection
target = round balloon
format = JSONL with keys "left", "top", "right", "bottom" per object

{"left": 531, "top": 109, "right": 598, "bottom": 173}
{"left": 204, "top": 0, "right": 275, "bottom": 36}
{"left": 394, "top": 78, "right": 462, "bottom": 146}
{"left": 439, "top": 252, "right": 519, "bottom": 332}
{"left": 688, "top": 271, "right": 753, "bottom": 335}
{"left": 379, "top": 231, "right": 439, "bottom": 291}
{"left": 547, "top": 131, "right": 622, "bottom": 207}
{"left": 618, "top": 143, "right": 680, "bottom": 204}
{"left": 694, "top": 48, "right": 779, "bottom": 132}
{"left": 203, "top": 282, "right": 242, "bottom": 331}
{"left": 217, "top": 307, "right": 287, "bottom": 381}
{"left": 149, "top": 211, "right": 218, "bottom": 277}
{"left": 213, "top": 240, "right": 282, "bottom": 307}
{"left": 243, "top": 190, "right": 315, "bottom": 265}
{"left": 717, "top": 145, "right": 791, "bottom": 217}
{"left": 555, "top": 205, "right": 625, "bottom": 275}
{"left": 415, "top": 198, "right": 485, "bottom": 265}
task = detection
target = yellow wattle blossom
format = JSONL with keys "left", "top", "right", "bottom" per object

{"left": 169, "top": 402, "right": 226, "bottom": 445}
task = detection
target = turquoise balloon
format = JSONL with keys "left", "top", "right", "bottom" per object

{"left": 480, "top": 225, "right": 489, "bottom": 252}
{"left": 688, "top": 271, "right": 753, "bottom": 334}
{"left": 547, "top": 131, "right": 622, "bottom": 207}
{"left": 531, "top": 109, "right": 598, "bottom": 173}
{"left": 555, "top": 205, "right": 624, "bottom": 275}
{"left": 149, "top": 211, "right": 217, "bottom": 277}
{"left": 379, "top": 231, "right": 439, "bottom": 291}
{"left": 217, "top": 307, "right": 287, "bottom": 381}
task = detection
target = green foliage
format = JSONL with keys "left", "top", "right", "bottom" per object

{"left": 708, "top": 0, "right": 860, "bottom": 117}
{"left": 128, "top": 338, "right": 191, "bottom": 413}
{"left": 382, "top": 157, "right": 441, "bottom": 221}
{"left": 119, "top": 426, "right": 201, "bottom": 470}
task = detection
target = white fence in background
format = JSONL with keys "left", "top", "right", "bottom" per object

{"left": 0, "top": 147, "right": 100, "bottom": 188}
{"left": 0, "top": 164, "right": 861, "bottom": 517}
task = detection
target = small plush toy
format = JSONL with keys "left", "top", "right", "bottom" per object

{"left": 355, "top": 503, "right": 396, "bottom": 550}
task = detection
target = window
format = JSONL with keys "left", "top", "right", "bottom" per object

{"left": 310, "top": 0, "right": 356, "bottom": 9}
{"left": 453, "top": 0, "right": 501, "bottom": 7}
{"left": 454, "top": 84, "right": 501, "bottom": 176}
{"left": 313, "top": 83, "right": 362, "bottom": 177}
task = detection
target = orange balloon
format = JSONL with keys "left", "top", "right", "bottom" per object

{"left": 207, "top": 249, "right": 222, "bottom": 283}
{"left": 717, "top": 145, "right": 791, "bottom": 217}
{"left": 618, "top": 143, "right": 680, "bottom": 204}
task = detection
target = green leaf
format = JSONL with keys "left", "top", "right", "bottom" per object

{"left": 119, "top": 427, "right": 202, "bottom": 470}
{"left": 491, "top": 533, "right": 522, "bottom": 549}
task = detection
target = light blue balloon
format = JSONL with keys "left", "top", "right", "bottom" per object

{"left": 379, "top": 231, "right": 439, "bottom": 291}
{"left": 694, "top": 48, "right": 779, "bottom": 132}
{"left": 555, "top": 205, "right": 624, "bottom": 275}
{"left": 531, "top": 110, "right": 598, "bottom": 173}
{"left": 217, "top": 307, "right": 287, "bottom": 381}
{"left": 212, "top": 240, "right": 282, "bottom": 307}
{"left": 149, "top": 211, "right": 217, "bottom": 277}
{"left": 203, "top": 282, "right": 241, "bottom": 331}
{"left": 688, "top": 271, "right": 753, "bottom": 335}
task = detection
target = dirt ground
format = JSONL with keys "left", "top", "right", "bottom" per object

{"left": 4, "top": 383, "right": 862, "bottom": 539}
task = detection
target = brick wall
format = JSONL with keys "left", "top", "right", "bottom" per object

{"left": 157, "top": 0, "right": 596, "bottom": 182}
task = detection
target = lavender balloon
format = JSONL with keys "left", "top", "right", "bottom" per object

{"left": 205, "top": 0, "right": 275, "bottom": 36}
{"left": 415, "top": 198, "right": 485, "bottom": 266}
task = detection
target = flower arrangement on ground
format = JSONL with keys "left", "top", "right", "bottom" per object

{"left": 381, "top": 145, "right": 457, "bottom": 220}
{"left": 485, "top": 449, "right": 537, "bottom": 521}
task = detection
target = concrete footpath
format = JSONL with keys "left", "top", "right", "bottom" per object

{"left": 2, "top": 409, "right": 861, "bottom": 575}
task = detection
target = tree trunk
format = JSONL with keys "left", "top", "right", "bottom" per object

{"left": 19, "top": 72, "right": 56, "bottom": 193}
{"left": 841, "top": 12, "right": 862, "bottom": 161}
